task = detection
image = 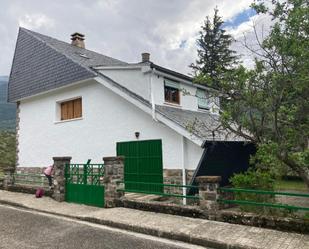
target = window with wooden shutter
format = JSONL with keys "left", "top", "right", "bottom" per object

{"left": 60, "top": 98, "right": 82, "bottom": 121}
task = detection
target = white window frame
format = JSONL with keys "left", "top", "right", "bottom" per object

{"left": 54, "top": 96, "right": 83, "bottom": 123}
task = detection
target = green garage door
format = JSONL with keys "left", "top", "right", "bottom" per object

{"left": 116, "top": 139, "right": 163, "bottom": 193}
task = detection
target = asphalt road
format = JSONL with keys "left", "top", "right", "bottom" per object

{"left": 0, "top": 205, "right": 206, "bottom": 249}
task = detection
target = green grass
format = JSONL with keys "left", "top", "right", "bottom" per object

{"left": 275, "top": 179, "right": 308, "bottom": 192}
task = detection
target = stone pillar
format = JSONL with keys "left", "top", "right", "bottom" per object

{"left": 103, "top": 156, "right": 124, "bottom": 208}
{"left": 3, "top": 167, "right": 15, "bottom": 190}
{"left": 52, "top": 157, "right": 71, "bottom": 202}
{"left": 196, "top": 176, "right": 221, "bottom": 212}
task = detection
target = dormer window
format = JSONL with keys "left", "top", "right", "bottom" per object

{"left": 196, "top": 88, "right": 211, "bottom": 110}
{"left": 164, "top": 79, "right": 180, "bottom": 105}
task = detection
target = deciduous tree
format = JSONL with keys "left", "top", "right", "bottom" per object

{"left": 193, "top": 0, "right": 309, "bottom": 188}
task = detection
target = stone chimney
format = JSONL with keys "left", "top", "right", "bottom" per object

{"left": 141, "top": 52, "right": 150, "bottom": 62}
{"left": 71, "top": 32, "right": 85, "bottom": 49}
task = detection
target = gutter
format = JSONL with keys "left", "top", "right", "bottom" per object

{"left": 93, "top": 65, "right": 142, "bottom": 70}
{"left": 181, "top": 136, "right": 187, "bottom": 205}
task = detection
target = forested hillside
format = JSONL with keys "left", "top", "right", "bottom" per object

{"left": 0, "top": 76, "right": 16, "bottom": 131}
{"left": 0, "top": 76, "right": 16, "bottom": 174}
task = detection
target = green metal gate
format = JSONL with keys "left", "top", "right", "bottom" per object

{"left": 117, "top": 139, "right": 163, "bottom": 193}
{"left": 65, "top": 160, "right": 105, "bottom": 207}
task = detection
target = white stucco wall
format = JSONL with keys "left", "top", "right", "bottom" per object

{"left": 151, "top": 75, "right": 198, "bottom": 111}
{"left": 98, "top": 67, "right": 218, "bottom": 114}
{"left": 18, "top": 79, "right": 203, "bottom": 169}
{"left": 183, "top": 137, "right": 204, "bottom": 170}
{"left": 99, "top": 68, "right": 151, "bottom": 101}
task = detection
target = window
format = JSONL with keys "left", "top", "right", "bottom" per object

{"left": 196, "top": 88, "right": 211, "bottom": 110}
{"left": 164, "top": 79, "right": 180, "bottom": 104}
{"left": 60, "top": 98, "right": 82, "bottom": 121}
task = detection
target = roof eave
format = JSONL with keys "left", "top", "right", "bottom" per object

{"left": 11, "top": 77, "right": 95, "bottom": 102}
{"left": 150, "top": 63, "right": 217, "bottom": 92}
{"left": 150, "top": 63, "right": 193, "bottom": 81}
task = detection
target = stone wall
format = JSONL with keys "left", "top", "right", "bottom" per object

{"left": 217, "top": 210, "right": 309, "bottom": 234}
{"left": 121, "top": 199, "right": 207, "bottom": 219}
{"left": 15, "top": 167, "right": 49, "bottom": 187}
{"left": 163, "top": 169, "right": 195, "bottom": 185}
{"left": 6, "top": 185, "right": 53, "bottom": 196}
{"left": 163, "top": 169, "right": 196, "bottom": 204}
{"left": 16, "top": 167, "right": 44, "bottom": 174}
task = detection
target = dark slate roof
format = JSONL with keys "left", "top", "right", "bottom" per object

{"left": 8, "top": 28, "right": 127, "bottom": 102}
{"left": 25, "top": 29, "right": 128, "bottom": 68}
{"left": 8, "top": 27, "right": 205, "bottom": 102}
{"left": 155, "top": 105, "right": 245, "bottom": 142}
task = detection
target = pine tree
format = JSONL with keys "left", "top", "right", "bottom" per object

{"left": 191, "top": 8, "right": 238, "bottom": 87}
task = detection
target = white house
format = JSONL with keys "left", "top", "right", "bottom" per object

{"left": 8, "top": 28, "right": 254, "bottom": 188}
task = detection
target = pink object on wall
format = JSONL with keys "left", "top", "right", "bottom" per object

{"left": 44, "top": 165, "right": 53, "bottom": 176}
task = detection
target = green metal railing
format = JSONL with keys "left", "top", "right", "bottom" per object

{"left": 218, "top": 187, "right": 309, "bottom": 211}
{"left": 123, "top": 181, "right": 200, "bottom": 200}
{"left": 13, "top": 173, "right": 48, "bottom": 186}
{"left": 65, "top": 160, "right": 105, "bottom": 186}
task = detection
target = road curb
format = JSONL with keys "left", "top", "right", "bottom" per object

{"left": 0, "top": 199, "right": 257, "bottom": 249}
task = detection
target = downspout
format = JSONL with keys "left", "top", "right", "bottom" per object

{"left": 149, "top": 68, "right": 157, "bottom": 120}
{"left": 181, "top": 136, "right": 187, "bottom": 205}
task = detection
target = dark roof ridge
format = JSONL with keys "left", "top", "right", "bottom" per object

{"left": 20, "top": 27, "right": 97, "bottom": 77}
{"left": 150, "top": 62, "right": 193, "bottom": 82}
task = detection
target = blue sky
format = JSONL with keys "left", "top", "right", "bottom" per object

{"left": 223, "top": 8, "right": 256, "bottom": 28}
{"left": 178, "top": 8, "right": 257, "bottom": 50}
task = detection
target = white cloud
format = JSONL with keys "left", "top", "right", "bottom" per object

{"left": 19, "top": 14, "right": 55, "bottom": 30}
{"left": 227, "top": 13, "right": 273, "bottom": 68}
{"left": 0, "top": 0, "right": 270, "bottom": 76}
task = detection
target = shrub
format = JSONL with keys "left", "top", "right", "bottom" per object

{"left": 0, "top": 131, "right": 16, "bottom": 171}
{"left": 230, "top": 168, "right": 275, "bottom": 190}
{"left": 230, "top": 169, "right": 277, "bottom": 214}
